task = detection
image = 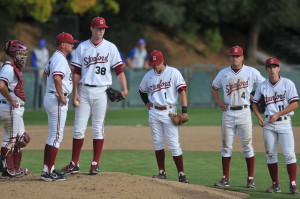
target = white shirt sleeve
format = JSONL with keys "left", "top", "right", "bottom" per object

{"left": 51, "top": 56, "right": 67, "bottom": 78}
{"left": 253, "top": 68, "right": 265, "bottom": 84}
{"left": 0, "top": 65, "right": 14, "bottom": 85}
{"left": 110, "top": 44, "right": 123, "bottom": 68}
{"left": 253, "top": 83, "right": 263, "bottom": 103}
{"left": 286, "top": 79, "right": 299, "bottom": 103}
{"left": 71, "top": 45, "right": 83, "bottom": 68}
{"left": 139, "top": 74, "right": 149, "bottom": 93}
{"left": 174, "top": 69, "right": 186, "bottom": 90}
{"left": 211, "top": 71, "right": 222, "bottom": 89}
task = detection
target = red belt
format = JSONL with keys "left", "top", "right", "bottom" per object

{"left": 266, "top": 115, "right": 287, "bottom": 121}
{"left": 154, "top": 106, "right": 172, "bottom": 110}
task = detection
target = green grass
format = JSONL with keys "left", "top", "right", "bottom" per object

{"left": 23, "top": 150, "right": 300, "bottom": 199}
{"left": 20, "top": 108, "right": 300, "bottom": 126}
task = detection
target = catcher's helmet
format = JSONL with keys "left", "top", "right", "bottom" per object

{"left": 4, "top": 40, "right": 28, "bottom": 67}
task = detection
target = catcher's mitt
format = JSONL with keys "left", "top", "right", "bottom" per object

{"left": 250, "top": 90, "right": 265, "bottom": 114}
{"left": 169, "top": 113, "right": 188, "bottom": 125}
{"left": 106, "top": 87, "right": 125, "bottom": 102}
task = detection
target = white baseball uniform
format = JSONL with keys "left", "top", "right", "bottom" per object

{"left": 139, "top": 66, "right": 186, "bottom": 156}
{"left": 253, "top": 77, "right": 299, "bottom": 164}
{"left": 0, "top": 61, "right": 26, "bottom": 148}
{"left": 44, "top": 50, "right": 73, "bottom": 148}
{"left": 71, "top": 39, "right": 123, "bottom": 139}
{"left": 212, "top": 65, "right": 265, "bottom": 157}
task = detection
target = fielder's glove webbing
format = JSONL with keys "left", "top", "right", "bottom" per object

{"left": 250, "top": 90, "right": 265, "bottom": 114}
{"left": 106, "top": 87, "right": 125, "bottom": 102}
{"left": 169, "top": 113, "right": 188, "bottom": 125}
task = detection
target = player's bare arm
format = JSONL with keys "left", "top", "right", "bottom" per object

{"left": 116, "top": 72, "right": 128, "bottom": 97}
{"left": 72, "top": 72, "right": 81, "bottom": 105}
{"left": 269, "top": 101, "right": 298, "bottom": 123}
{"left": 0, "top": 80, "right": 18, "bottom": 108}
{"left": 179, "top": 89, "right": 188, "bottom": 120}
{"left": 53, "top": 75, "right": 67, "bottom": 105}
{"left": 211, "top": 87, "right": 228, "bottom": 111}
{"left": 252, "top": 103, "right": 265, "bottom": 127}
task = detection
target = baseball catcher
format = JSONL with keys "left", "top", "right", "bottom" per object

{"left": 169, "top": 112, "right": 188, "bottom": 125}
{"left": 250, "top": 90, "right": 265, "bottom": 114}
{"left": 106, "top": 87, "right": 125, "bottom": 102}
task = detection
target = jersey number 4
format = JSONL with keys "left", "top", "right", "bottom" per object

{"left": 241, "top": 92, "right": 245, "bottom": 99}
{"left": 95, "top": 66, "right": 106, "bottom": 75}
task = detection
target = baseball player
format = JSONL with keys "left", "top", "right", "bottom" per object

{"left": 59, "top": 17, "right": 128, "bottom": 175}
{"left": 0, "top": 40, "right": 30, "bottom": 178}
{"left": 40, "top": 33, "right": 78, "bottom": 181}
{"left": 139, "top": 50, "right": 189, "bottom": 183}
{"left": 252, "top": 57, "right": 299, "bottom": 194}
{"left": 212, "top": 46, "right": 265, "bottom": 188}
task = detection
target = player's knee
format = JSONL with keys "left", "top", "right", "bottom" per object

{"left": 266, "top": 153, "right": 278, "bottom": 164}
{"left": 170, "top": 147, "right": 182, "bottom": 156}
{"left": 16, "top": 132, "right": 30, "bottom": 148}
{"left": 73, "top": 131, "right": 85, "bottom": 139}
{"left": 92, "top": 131, "right": 104, "bottom": 139}
{"left": 153, "top": 142, "right": 164, "bottom": 151}
{"left": 221, "top": 148, "right": 232, "bottom": 157}
{"left": 284, "top": 154, "right": 297, "bottom": 164}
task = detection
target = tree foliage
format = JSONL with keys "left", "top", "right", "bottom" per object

{"left": 0, "top": 0, "right": 119, "bottom": 23}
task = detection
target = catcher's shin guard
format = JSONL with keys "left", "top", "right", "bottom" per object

{"left": 1, "top": 147, "right": 15, "bottom": 176}
{"left": 16, "top": 132, "right": 30, "bottom": 148}
{"left": 13, "top": 146, "right": 23, "bottom": 174}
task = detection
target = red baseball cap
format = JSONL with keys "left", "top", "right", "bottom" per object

{"left": 149, "top": 50, "right": 164, "bottom": 66}
{"left": 265, "top": 57, "right": 279, "bottom": 67}
{"left": 91, "top": 17, "right": 109, "bottom": 28}
{"left": 56, "top": 33, "right": 78, "bottom": 44}
{"left": 229, "top": 46, "right": 243, "bottom": 56}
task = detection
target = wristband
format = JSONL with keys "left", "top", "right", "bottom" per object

{"left": 182, "top": 106, "right": 187, "bottom": 113}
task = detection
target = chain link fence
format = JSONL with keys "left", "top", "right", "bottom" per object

{"left": 22, "top": 65, "right": 300, "bottom": 110}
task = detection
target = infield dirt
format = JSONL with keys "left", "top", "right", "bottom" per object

{"left": 2, "top": 125, "right": 300, "bottom": 198}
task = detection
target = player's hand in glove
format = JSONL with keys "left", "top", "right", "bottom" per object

{"left": 250, "top": 90, "right": 265, "bottom": 114}
{"left": 106, "top": 87, "right": 125, "bottom": 102}
{"left": 169, "top": 112, "right": 189, "bottom": 125}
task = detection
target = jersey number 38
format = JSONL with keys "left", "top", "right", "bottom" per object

{"left": 95, "top": 66, "right": 106, "bottom": 75}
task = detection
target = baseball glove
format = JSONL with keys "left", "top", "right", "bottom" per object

{"left": 106, "top": 87, "right": 125, "bottom": 102}
{"left": 169, "top": 113, "right": 188, "bottom": 125}
{"left": 250, "top": 90, "right": 265, "bottom": 114}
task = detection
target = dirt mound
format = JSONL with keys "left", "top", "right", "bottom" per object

{"left": 0, "top": 172, "right": 248, "bottom": 199}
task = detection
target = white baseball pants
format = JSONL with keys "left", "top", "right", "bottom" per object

{"left": 73, "top": 85, "right": 108, "bottom": 139}
{"left": 44, "top": 93, "right": 69, "bottom": 148}
{"left": 0, "top": 101, "right": 25, "bottom": 149}
{"left": 263, "top": 117, "right": 297, "bottom": 164}
{"left": 149, "top": 107, "right": 182, "bottom": 156}
{"left": 221, "top": 107, "right": 254, "bottom": 158}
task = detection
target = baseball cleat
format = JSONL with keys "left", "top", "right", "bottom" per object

{"left": 89, "top": 163, "right": 100, "bottom": 175}
{"left": 178, "top": 172, "right": 190, "bottom": 183}
{"left": 59, "top": 161, "right": 80, "bottom": 175}
{"left": 266, "top": 183, "right": 281, "bottom": 193}
{"left": 152, "top": 170, "right": 166, "bottom": 179}
{"left": 40, "top": 170, "right": 67, "bottom": 182}
{"left": 290, "top": 184, "right": 299, "bottom": 195}
{"left": 1, "top": 171, "right": 23, "bottom": 178}
{"left": 247, "top": 177, "right": 255, "bottom": 188}
{"left": 214, "top": 176, "right": 230, "bottom": 187}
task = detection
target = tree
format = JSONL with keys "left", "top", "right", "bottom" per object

{"left": 0, "top": 0, "right": 119, "bottom": 23}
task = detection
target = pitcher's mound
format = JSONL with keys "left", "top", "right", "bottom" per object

{"left": 1, "top": 172, "right": 248, "bottom": 199}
